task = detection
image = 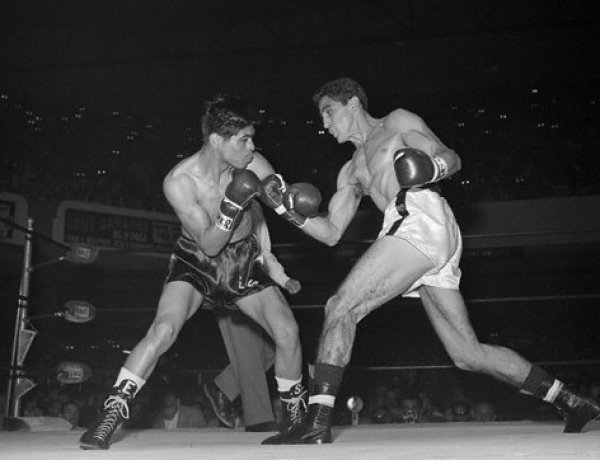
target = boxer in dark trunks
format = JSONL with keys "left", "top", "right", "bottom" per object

{"left": 79, "top": 94, "right": 316, "bottom": 449}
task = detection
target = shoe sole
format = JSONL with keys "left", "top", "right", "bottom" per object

{"left": 79, "top": 443, "right": 108, "bottom": 450}
{"left": 203, "top": 384, "right": 234, "bottom": 428}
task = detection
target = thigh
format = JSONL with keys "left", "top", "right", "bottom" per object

{"left": 153, "top": 280, "right": 204, "bottom": 332}
{"left": 235, "top": 286, "right": 295, "bottom": 342}
{"left": 329, "top": 236, "right": 434, "bottom": 322}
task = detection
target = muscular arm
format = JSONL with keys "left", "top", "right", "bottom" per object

{"left": 163, "top": 173, "right": 232, "bottom": 256}
{"left": 300, "top": 161, "right": 363, "bottom": 247}
{"left": 389, "top": 109, "right": 462, "bottom": 180}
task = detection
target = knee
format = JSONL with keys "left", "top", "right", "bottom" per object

{"left": 323, "top": 295, "right": 358, "bottom": 328}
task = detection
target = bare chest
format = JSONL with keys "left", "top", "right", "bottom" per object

{"left": 352, "top": 136, "right": 403, "bottom": 210}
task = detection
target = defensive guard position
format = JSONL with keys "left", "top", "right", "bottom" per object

{"left": 260, "top": 77, "right": 600, "bottom": 444}
{"left": 79, "top": 94, "right": 319, "bottom": 449}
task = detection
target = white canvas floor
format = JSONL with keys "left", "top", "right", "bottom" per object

{"left": 1, "top": 421, "right": 599, "bottom": 460}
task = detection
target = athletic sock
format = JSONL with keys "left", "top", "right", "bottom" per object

{"left": 520, "top": 366, "right": 563, "bottom": 403}
{"left": 308, "top": 363, "right": 345, "bottom": 408}
{"left": 115, "top": 367, "right": 146, "bottom": 397}
{"left": 275, "top": 375, "right": 302, "bottom": 393}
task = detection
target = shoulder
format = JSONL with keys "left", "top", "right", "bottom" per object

{"left": 383, "top": 108, "right": 424, "bottom": 133}
{"left": 163, "top": 168, "right": 195, "bottom": 199}
{"left": 247, "top": 152, "right": 275, "bottom": 180}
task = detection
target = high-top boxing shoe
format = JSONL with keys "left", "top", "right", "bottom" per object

{"left": 263, "top": 381, "right": 337, "bottom": 445}
{"left": 261, "top": 382, "right": 307, "bottom": 444}
{"left": 79, "top": 379, "right": 137, "bottom": 450}
{"left": 553, "top": 385, "right": 600, "bottom": 433}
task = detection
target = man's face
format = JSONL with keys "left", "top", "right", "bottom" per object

{"left": 318, "top": 96, "right": 354, "bottom": 143}
{"left": 221, "top": 125, "right": 256, "bottom": 168}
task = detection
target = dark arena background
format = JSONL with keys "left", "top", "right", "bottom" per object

{"left": 1, "top": 1, "right": 600, "bottom": 458}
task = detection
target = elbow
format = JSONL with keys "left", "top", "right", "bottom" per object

{"left": 448, "top": 149, "right": 462, "bottom": 173}
{"left": 197, "top": 240, "right": 221, "bottom": 257}
{"left": 322, "top": 231, "right": 343, "bottom": 247}
{"left": 203, "top": 245, "right": 222, "bottom": 257}
{"left": 455, "top": 153, "right": 462, "bottom": 173}
{"left": 323, "top": 238, "right": 337, "bottom": 247}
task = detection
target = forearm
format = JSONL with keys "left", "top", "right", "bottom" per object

{"left": 299, "top": 215, "right": 343, "bottom": 247}
{"left": 190, "top": 223, "right": 232, "bottom": 257}
{"left": 261, "top": 251, "right": 290, "bottom": 287}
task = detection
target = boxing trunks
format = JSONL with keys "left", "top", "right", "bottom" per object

{"left": 164, "top": 233, "right": 276, "bottom": 310}
{"left": 378, "top": 187, "right": 462, "bottom": 297}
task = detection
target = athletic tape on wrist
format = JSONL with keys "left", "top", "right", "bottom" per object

{"left": 431, "top": 156, "right": 448, "bottom": 181}
{"left": 274, "top": 204, "right": 286, "bottom": 215}
{"left": 216, "top": 214, "right": 234, "bottom": 231}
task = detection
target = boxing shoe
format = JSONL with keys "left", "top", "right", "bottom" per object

{"left": 79, "top": 380, "right": 137, "bottom": 450}
{"left": 203, "top": 381, "right": 236, "bottom": 428}
{"left": 262, "top": 402, "right": 333, "bottom": 445}
{"left": 553, "top": 386, "right": 600, "bottom": 433}
{"left": 261, "top": 382, "right": 308, "bottom": 444}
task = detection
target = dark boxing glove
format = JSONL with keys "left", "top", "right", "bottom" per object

{"left": 216, "top": 169, "right": 261, "bottom": 232}
{"left": 393, "top": 148, "right": 448, "bottom": 188}
{"left": 261, "top": 174, "right": 321, "bottom": 227}
{"left": 283, "top": 182, "right": 322, "bottom": 226}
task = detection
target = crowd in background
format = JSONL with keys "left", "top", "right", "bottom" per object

{"left": 1, "top": 85, "right": 599, "bottom": 213}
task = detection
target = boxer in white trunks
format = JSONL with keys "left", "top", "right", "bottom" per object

{"left": 260, "top": 77, "right": 600, "bottom": 444}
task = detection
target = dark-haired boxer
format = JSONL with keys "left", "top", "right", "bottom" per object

{"left": 79, "top": 94, "right": 319, "bottom": 449}
{"left": 261, "top": 77, "right": 600, "bottom": 444}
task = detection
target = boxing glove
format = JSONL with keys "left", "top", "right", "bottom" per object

{"left": 393, "top": 148, "right": 448, "bottom": 188}
{"left": 216, "top": 169, "right": 262, "bottom": 231}
{"left": 261, "top": 174, "right": 321, "bottom": 227}
{"left": 283, "top": 182, "right": 322, "bottom": 225}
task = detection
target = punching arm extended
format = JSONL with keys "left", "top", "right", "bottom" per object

{"left": 298, "top": 162, "right": 363, "bottom": 247}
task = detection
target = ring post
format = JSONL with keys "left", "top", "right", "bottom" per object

{"left": 5, "top": 218, "right": 38, "bottom": 421}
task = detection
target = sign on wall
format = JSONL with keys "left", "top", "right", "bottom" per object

{"left": 52, "top": 201, "right": 180, "bottom": 251}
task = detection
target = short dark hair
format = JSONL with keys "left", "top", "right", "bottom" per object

{"left": 201, "top": 93, "right": 260, "bottom": 140}
{"left": 312, "top": 77, "right": 368, "bottom": 111}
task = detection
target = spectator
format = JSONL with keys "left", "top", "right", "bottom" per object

{"left": 60, "top": 402, "right": 81, "bottom": 429}
{"left": 151, "top": 389, "right": 209, "bottom": 429}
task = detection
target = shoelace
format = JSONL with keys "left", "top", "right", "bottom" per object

{"left": 94, "top": 394, "right": 130, "bottom": 440}
{"left": 282, "top": 388, "right": 308, "bottom": 425}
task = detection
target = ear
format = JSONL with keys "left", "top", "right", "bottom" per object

{"left": 209, "top": 132, "right": 223, "bottom": 147}
{"left": 348, "top": 96, "right": 360, "bottom": 110}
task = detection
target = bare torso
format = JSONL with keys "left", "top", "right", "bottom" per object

{"left": 345, "top": 118, "right": 407, "bottom": 212}
{"left": 165, "top": 153, "right": 253, "bottom": 244}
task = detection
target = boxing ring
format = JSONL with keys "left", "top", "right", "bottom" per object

{"left": 2, "top": 204, "right": 600, "bottom": 458}
{"left": 1, "top": 421, "right": 599, "bottom": 459}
